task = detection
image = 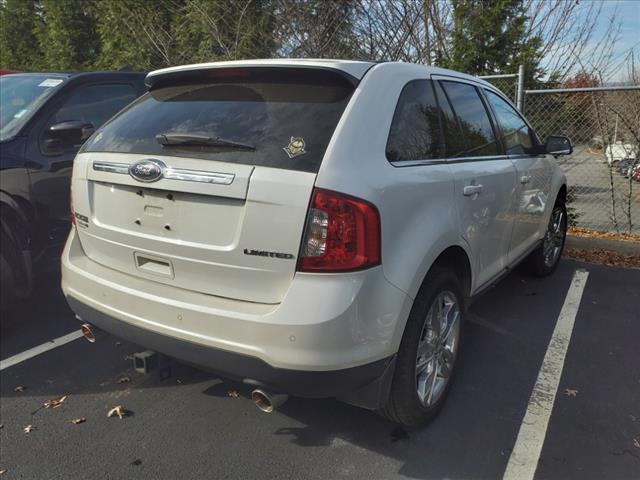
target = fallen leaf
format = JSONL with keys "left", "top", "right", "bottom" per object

{"left": 116, "top": 376, "right": 131, "bottom": 384}
{"left": 633, "top": 437, "right": 640, "bottom": 449}
{"left": 23, "top": 424, "right": 35, "bottom": 434}
{"left": 69, "top": 417, "right": 86, "bottom": 425}
{"left": 44, "top": 395, "right": 68, "bottom": 409}
{"left": 0, "top": 468, "right": 6, "bottom": 475}
{"left": 13, "top": 385, "right": 25, "bottom": 392}
{"left": 563, "top": 388, "right": 578, "bottom": 397}
{"left": 131, "top": 459, "right": 142, "bottom": 466}
{"left": 107, "top": 405, "right": 126, "bottom": 419}
{"left": 227, "top": 390, "right": 240, "bottom": 399}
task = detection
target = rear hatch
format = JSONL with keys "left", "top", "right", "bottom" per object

{"left": 75, "top": 67, "right": 356, "bottom": 304}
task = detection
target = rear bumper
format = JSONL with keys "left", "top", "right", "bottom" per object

{"left": 69, "top": 295, "right": 395, "bottom": 403}
{"left": 61, "top": 228, "right": 410, "bottom": 405}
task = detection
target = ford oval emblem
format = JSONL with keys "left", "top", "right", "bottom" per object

{"left": 129, "top": 159, "right": 165, "bottom": 183}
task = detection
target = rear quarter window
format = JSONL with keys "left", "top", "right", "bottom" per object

{"left": 386, "top": 80, "right": 443, "bottom": 162}
{"left": 83, "top": 68, "right": 355, "bottom": 173}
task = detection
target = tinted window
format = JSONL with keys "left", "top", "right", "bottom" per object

{"left": 386, "top": 80, "right": 443, "bottom": 161}
{"left": 51, "top": 83, "right": 137, "bottom": 129}
{"left": 433, "top": 81, "right": 466, "bottom": 158}
{"left": 83, "top": 69, "right": 354, "bottom": 173}
{"left": 440, "top": 81, "right": 499, "bottom": 157}
{"left": 484, "top": 90, "right": 534, "bottom": 155}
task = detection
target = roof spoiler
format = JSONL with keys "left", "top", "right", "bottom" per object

{"left": 145, "top": 65, "right": 360, "bottom": 90}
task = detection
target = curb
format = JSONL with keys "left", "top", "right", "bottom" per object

{"left": 565, "top": 235, "right": 640, "bottom": 255}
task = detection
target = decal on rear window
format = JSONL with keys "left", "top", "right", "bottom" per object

{"left": 283, "top": 137, "right": 306, "bottom": 158}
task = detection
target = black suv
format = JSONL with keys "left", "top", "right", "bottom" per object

{"left": 0, "top": 71, "right": 146, "bottom": 308}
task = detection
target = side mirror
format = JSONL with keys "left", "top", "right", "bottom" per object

{"left": 545, "top": 135, "right": 573, "bottom": 157}
{"left": 43, "top": 120, "right": 95, "bottom": 155}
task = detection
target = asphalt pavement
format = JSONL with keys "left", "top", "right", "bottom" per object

{"left": 1, "top": 259, "right": 639, "bottom": 479}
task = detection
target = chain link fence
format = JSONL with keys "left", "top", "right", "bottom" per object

{"left": 480, "top": 73, "right": 520, "bottom": 104}
{"left": 523, "top": 86, "right": 640, "bottom": 234}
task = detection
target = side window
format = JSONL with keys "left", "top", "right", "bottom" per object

{"left": 386, "top": 80, "right": 443, "bottom": 162}
{"left": 440, "top": 81, "right": 500, "bottom": 157}
{"left": 51, "top": 83, "right": 137, "bottom": 129}
{"left": 484, "top": 90, "right": 534, "bottom": 155}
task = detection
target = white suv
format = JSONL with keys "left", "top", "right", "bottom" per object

{"left": 62, "top": 60, "right": 571, "bottom": 426}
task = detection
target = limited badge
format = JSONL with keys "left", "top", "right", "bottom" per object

{"left": 283, "top": 137, "right": 306, "bottom": 158}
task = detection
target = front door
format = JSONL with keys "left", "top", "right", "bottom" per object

{"left": 482, "top": 89, "right": 552, "bottom": 263}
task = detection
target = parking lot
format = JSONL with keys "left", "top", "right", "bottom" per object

{"left": 1, "top": 259, "right": 639, "bottom": 480}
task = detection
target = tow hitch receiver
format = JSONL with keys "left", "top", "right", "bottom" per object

{"left": 133, "top": 350, "right": 157, "bottom": 374}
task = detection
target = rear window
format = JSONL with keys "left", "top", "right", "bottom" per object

{"left": 82, "top": 68, "right": 355, "bottom": 173}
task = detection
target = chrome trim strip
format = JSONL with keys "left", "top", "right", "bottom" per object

{"left": 92, "top": 161, "right": 235, "bottom": 185}
{"left": 164, "top": 168, "right": 235, "bottom": 185}
{"left": 390, "top": 155, "right": 511, "bottom": 168}
{"left": 93, "top": 161, "right": 129, "bottom": 174}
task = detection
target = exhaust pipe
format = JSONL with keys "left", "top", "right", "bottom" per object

{"left": 80, "top": 323, "right": 101, "bottom": 343}
{"left": 251, "top": 389, "right": 288, "bottom": 413}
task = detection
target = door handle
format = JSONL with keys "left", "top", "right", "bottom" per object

{"left": 463, "top": 184, "right": 483, "bottom": 196}
{"left": 520, "top": 175, "right": 532, "bottom": 184}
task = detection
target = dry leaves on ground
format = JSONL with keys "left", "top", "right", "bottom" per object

{"left": 568, "top": 227, "right": 640, "bottom": 243}
{"left": 107, "top": 405, "right": 126, "bottom": 419}
{"left": 633, "top": 437, "right": 640, "bottom": 449}
{"left": 69, "top": 417, "right": 86, "bottom": 425}
{"left": 23, "top": 425, "right": 35, "bottom": 434}
{"left": 563, "top": 388, "right": 578, "bottom": 397}
{"left": 563, "top": 248, "right": 640, "bottom": 269}
{"left": 43, "top": 395, "right": 68, "bottom": 409}
{"left": 0, "top": 468, "right": 6, "bottom": 475}
{"left": 13, "top": 385, "right": 25, "bottom": 392}
{"left": 116, "top": 377, "right": 131, "bottom": 384}
{"left": 227, "top": 390, "right": 240, "bottom": 399}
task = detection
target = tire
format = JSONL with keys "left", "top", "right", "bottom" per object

{"left": 380, "top": 268, "right": 463, "bottom": 427}
{"left": 525, "top": 201, "right": 567, "bottom": 277}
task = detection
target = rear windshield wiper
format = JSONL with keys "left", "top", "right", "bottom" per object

{"left": 155, "top": 132, "right": 255, "bottom": 150}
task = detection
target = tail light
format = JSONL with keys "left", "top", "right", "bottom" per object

{"left": 298, "top": 188, "right": 381, "bottom": 272}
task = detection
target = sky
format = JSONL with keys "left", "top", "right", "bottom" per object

{"left": 581, "top": 0, "right": 640, "bottom": 79}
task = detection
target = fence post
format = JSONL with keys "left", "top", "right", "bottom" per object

{"left": 516, "top": 64, "right": 525, "bottom": 112}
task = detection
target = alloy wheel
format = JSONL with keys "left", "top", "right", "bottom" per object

{"left": 415, "top": 291, "right": 461, "bottom": 407}
{"left": 543, "top": 206, "right": 566, "bottom": 268}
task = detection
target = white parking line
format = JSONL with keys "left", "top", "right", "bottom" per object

{"left": 0, "top": 330, "right": 84, "bottom": 371}
{"left": 503, "top": 269, "right": 589, "bottom": 480}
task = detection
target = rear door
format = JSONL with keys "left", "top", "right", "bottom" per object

{"left": 433, "top": 78, "right": 517, "bottom": 289}
{"left": 74, "top": 68, "right": 355, "bottom": 304}
{"left": 482, "top": 89, "right": 552, "bottom": 263}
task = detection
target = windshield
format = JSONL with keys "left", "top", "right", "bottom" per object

{"left": 82, "top": 68, "right": 355, "bottom": 173}
{"left": 0, "top": 74, "right": 67, "bottom": 142}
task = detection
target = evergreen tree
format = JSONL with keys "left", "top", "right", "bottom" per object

{"left": 174, "top": 0, "right": 276, "bottom": 64}
{"left": 0, "top": 0, "right": 43, "bottom": 70}
{"left": 95, "top": 0, "right": 176, "bottom": 71}
{"left": 443, "top": 0, "right": 542, "bottom": 84}
{"left": 38, "top": 0, "right": 99, "bottom": 70}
